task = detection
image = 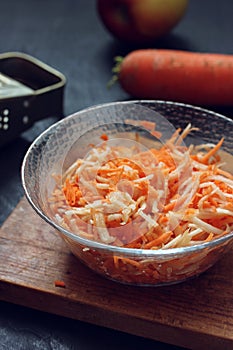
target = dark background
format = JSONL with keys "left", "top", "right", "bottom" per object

{"left": 0, "top": 1, "right": 233, "bottom": 349}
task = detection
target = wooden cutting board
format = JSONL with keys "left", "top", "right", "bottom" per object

{"left": 0, "top": 197, "right": 233, "bottom": 350}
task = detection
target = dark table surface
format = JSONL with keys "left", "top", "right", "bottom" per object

{"left": 0, "top": 1, "right": 233, "bottom": 349}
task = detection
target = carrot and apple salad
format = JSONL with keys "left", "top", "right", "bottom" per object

{"left": 49, "top": 123, "right": 233, "bottom": 250}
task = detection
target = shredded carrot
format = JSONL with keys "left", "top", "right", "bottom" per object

{"left": 51, "top": 124, "right": 233, "bottom": 250}
{"left": 201, "top": 137, "right": 224, "bottom": 164}
{"left": 150, "top": 130, "right": 162, "bottom": 139}
{"left": 49, "top": 123, "right": 233, "bottom": 284}
{"left": 144, "top": 231, "right": 172, "bottom": 249}
{"left": 216, "top": 167, "right": 233, "bottom": 180}
{"left": 116, "top": 256, "right": 141, "bottom": 267}
{"left": 163, "top": 201, "right": 177, "bottom": 213}
{"left": 100, "top": 133, "right": 109, "bottom": 141}
{"left": 54, "top": 280, "right": 66, "bottom": 288}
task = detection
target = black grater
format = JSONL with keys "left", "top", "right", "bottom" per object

{"left": 0, "top": 52, "right": 66, "bottom": 147}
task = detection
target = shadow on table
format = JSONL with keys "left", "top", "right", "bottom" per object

{"left": 0, "top": 116, "right": 59, "bottom": 226}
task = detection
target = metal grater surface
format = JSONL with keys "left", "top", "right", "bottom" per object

{"left": 0, "top": 72, "right": 34, "bottom": 98}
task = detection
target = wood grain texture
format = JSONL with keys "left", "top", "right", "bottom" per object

{"left": 0, "top": 197, "right": 233, "bottom": 350}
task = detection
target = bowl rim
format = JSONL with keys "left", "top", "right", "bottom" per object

{"left": 21, "top": 99, "right": 233, "bottom": 257}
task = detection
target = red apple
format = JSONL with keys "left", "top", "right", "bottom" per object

{"left": 97, "top": 0, "right": 188, "bottom": 44}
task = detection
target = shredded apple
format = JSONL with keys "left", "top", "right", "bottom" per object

{"left": 49, "top": 123, "right": 233, "bottom": 252}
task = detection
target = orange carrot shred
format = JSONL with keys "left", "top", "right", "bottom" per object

{"left": 54, "top": 280, "right": 66, "bottom": 288}
{"left": 201, "top": 137, "right": 224, "bottom": 163}
{"left": 144, "top": 231, "right": 172, "bottom": 249}
{"left": 100, "top": 133, "right": 109, "bottom": 141}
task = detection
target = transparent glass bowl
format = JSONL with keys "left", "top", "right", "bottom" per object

{"left": 21, "top": 100, "right": 233, "bottom": 286}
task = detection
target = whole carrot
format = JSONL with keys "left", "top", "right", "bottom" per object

{"left": 112, "top": 49, "right": 233, "bottom": 106}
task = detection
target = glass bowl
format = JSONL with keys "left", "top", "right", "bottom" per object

{"left": 21, "top": 100, "right": 233, "bottom": 286}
